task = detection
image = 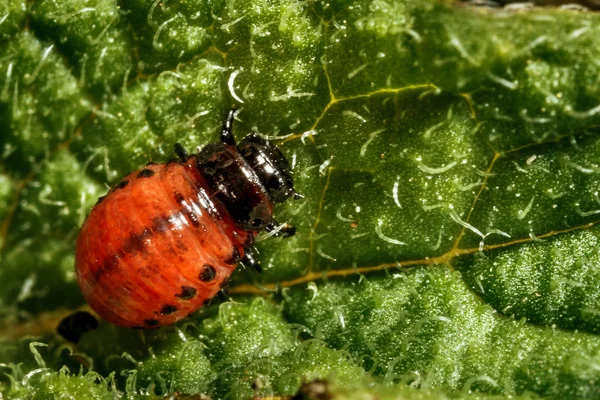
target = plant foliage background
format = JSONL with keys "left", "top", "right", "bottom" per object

{"left": 1, "top": 0, "right": 600, "bottom": 398}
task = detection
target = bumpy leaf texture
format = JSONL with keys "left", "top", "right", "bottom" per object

{"left": 1, "top": 0, "right": 600, "bottom": 399}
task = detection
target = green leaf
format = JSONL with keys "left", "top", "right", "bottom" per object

{"left": 2, "top": 0, "right": 600, "bottom": 399}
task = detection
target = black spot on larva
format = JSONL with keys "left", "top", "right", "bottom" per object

{"left": 225, "top": 247, "right": 241, "bottom": 265}
{"left": 144, "top": 319, "right": 160, "bottom": 326}
{"left": 137, "top": 168, "right": 155, "bottom": 178}
{"left": 220, "top": 277, "right": 231, "bottom": 289}
{"left": 160, "top": 304, "right": 178, "bottom": 315}
{"left": 174, "top": 192, "right": 185, "bottom": 204}
{"left": 57, "top": 311, "right": 98, "bottom": 343}
{"left": 95, "top": 195, "right": 106, "bottom": 205}
{"left": 199, "top": 264, "right": 217, "bottom": 282}
{"left": 152, "top": 216, "right": 171, "bottom": 233}
{"left": 175, "top": 286, "right": 197, "bottom": 300}
{"left": 202, "top": 298, "right": 211, "bottom": 306}
{"left": 116, "top": 180, "right": 129, "bottom": 190}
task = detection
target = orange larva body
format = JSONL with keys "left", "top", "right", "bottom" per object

{"left": 75, "top": 110, "right": 300, "bottom": 329}
{"left": 75, "top": 158, "right": 256, "bottom": 328}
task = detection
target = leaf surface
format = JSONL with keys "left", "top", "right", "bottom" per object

{"left": 1, "top": 1, "right": 600, "bottom": 399}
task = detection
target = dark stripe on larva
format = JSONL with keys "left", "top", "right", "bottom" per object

{"left": 95, "top": 213, "right": 184, "bottom": 281}
{"left": 122, "top": 229, "right": 151, "bottom": 255}
{"left": 151, "top": 215, "right": 171, "bottom": 233}
{"left": 95, "top": 187, "right": 209, "bottom": 283}
{"left": 175, "top": 239, "right": 188, "bottom": 252}
{"left": 95, "top": 195, "right": 106, "bottom": 205}
{"left": 115, "top": 180, "right": 129, "bottom": 189}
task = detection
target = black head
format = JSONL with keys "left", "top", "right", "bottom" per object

{"left": 194, "top": 110, "right": 302, "bottom": 231}
{"left": 237, "top": 133, "right": 299, "bottom": 203}
{"left": 196, "top": 143, "right": 273, "bottom": 230}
